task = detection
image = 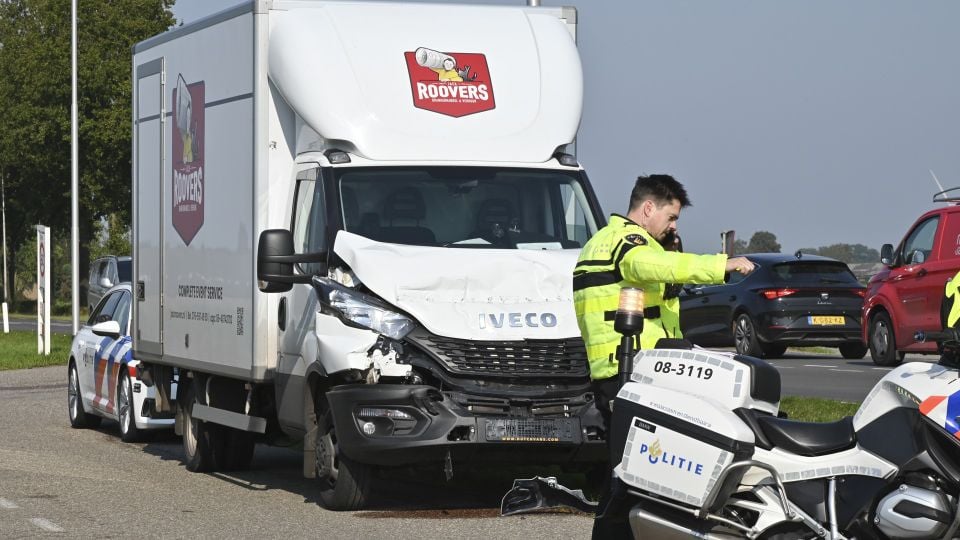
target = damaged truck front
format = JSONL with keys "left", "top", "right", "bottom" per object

{"left": 132, "top": 0, "right": 605, "bottom": 510}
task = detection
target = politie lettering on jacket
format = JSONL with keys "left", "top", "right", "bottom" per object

{"left": 638, "top": 439, "right": 704, "bottom": 476}
{"left": 478, "top": 312, "right": 557, "bottom": 329}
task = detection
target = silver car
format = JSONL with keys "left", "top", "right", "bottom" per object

{"left": 87, "top": 255, "right": 131, "bottom": 311}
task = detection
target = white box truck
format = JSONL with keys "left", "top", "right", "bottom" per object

{"left": 132, "top": 0, "right": 606, "bottom": 509}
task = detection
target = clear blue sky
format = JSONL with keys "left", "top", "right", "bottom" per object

{"left": 172, "top": 0, "right": 960, "bottom": 255}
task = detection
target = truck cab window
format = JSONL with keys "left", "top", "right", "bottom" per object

{"left": 900, "top": 216, "right": 938, "bottom": 265}
{"left": 337, "top": 167, "right": 599, "bottom": 249}
{"left": 292, "top": 167, "right": 327, "bottom": 275}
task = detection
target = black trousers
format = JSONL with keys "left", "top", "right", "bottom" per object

{"left": 590, "top": 377, "right": 633, "bottom": 539}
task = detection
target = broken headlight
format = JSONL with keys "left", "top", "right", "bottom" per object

{"left": 312, "top": 276, "right": 415, "bottom": 340}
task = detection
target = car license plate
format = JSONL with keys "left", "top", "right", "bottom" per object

{"left": 809, "top": 316, "right": 845, "bottom": 325}
{"left": 483, "top": 418, "right": 580, "bottom": 443}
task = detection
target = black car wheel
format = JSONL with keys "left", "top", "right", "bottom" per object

{"left": 734, "top": 314, "right": 764, "bottom": 357}
{"left": 761, "top": 343, "right": 788, "bottom": 358}
{"left": 839, "top": 342, "right": 868, "bottom": 360}
{"left": 117, "top": 370, "right": 143, "bottom": 442}
{"left": 869, "top": 312, "right": 902, "bottom": 366}
{"left": 68, "top": 361, "right": 102, "bottom": 429}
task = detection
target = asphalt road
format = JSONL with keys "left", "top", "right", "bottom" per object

{"left": 6, "top": 317, "right": 73, "bottom": 335}
{"left": 0, "top": 366, "right": 592, "bottom": 539}
{"left": 752, "top": 349, "right": 935, "bottom": 401}
{"left": 0, "top": 349, "right": 943, "bottom": 537}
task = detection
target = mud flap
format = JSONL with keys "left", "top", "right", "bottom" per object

{"left": 303, "top": 425, "right": 317, "bottom": 478}
{"left": 500, "top": 476, "right": 598, "bottom": 516}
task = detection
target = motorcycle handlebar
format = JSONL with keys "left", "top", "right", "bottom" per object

{"left": 914, "top": 328, "right": 960, "bottom": 343}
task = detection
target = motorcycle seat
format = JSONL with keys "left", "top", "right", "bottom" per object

{"left": 756, "top": 415, "right": 856, "bottom": 457}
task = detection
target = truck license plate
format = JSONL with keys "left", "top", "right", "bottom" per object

{"left": 483, "top": 418, "right": 580, "bottom": 443}
{"left": 809, "top": 316, "right": 845, "bottom": 325}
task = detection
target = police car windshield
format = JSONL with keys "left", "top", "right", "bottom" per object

{"left": 337, "top": 167, "right": 599, "bottom": 249}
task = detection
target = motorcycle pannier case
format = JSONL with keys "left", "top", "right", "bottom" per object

{"left": 612, "top": 383, "right": 755, "bottom": 509}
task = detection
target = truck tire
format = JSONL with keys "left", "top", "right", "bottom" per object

{"left": 181, "top": 386, "right": 225, "bottom": 472}
{"left": 219, "top": 429, "right": 256, "bottom": 471}
{"left": 68, "top": 362, "right": 102, "bottom": 429}
{"left": 733, "top": 314, "right": 763, "bottom": 357}
{"left": 869, "top": 312, "right": 903, "bottom": 366}
{"left": 315, "top": 398, "right": 372, "bottom": 510}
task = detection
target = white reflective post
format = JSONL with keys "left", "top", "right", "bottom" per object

{"left": 36, "top": 225, "right": 50, "bottom": 355}
{"left": 2, "top": 302, "right": 7, "bottom": 334}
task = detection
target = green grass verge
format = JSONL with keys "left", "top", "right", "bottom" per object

{"left": 0, "top": 330, "right": 71, "bottom": 371}
{"left": 780, "top": 395, "right": 860, "bottom": 422}
{"left": 788, "top": 346, "right": 836, "bottom": 355}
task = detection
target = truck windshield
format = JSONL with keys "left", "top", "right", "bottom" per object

{"left": 337, "top": 167, "right": 599, "bottom": 249}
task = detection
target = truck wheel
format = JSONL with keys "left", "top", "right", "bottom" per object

{"left": 219, "top": 429, "right": 256, "bottom": 471}
{"left": 180, "top": 387, "right": 224, "bottom": 472}
{"left": 117, "top": 370, "right": 143, "bottom": 442}
{"left": 733, "top": 314, "right": 763, "bottom": 357}
{"left": 838, "top": 342, "right": 868, "bottom": 360}
{"left": 68, "top": 362, "right": 101, "bottom": 429}
{"left": 315, "top": 404, "right": 372, "bottom": 510}
{"left": 869, "top": 312, "right": 902, "bottom": 366}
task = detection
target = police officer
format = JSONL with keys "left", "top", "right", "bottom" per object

{"left": 574, "top": 174, "right": 754, "bottom": 429}
{"left": 577, "top": 174, "right": 754, "bottom": 538}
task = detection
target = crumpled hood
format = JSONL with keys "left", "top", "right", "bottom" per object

{"left": 333, "top": 232, "right": 580, "bottom": 340}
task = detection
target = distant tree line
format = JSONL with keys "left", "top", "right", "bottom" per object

{"left": 730, "top": 231, "right": 880, "bottom": 264}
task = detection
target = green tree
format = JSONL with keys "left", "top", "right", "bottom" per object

{"left": 732, "top": 238, "right": 748, "bottom": 255}
{"left": 796, "top": 243, "right": 880, "bottom": 264}
{"left": 747, "top": 231, "right": 781, "bottom": 253}
{"left": 0, "top": 0, "right": 175, "bottom": 296}
{"left": 89, "top": 213, "right": 131, "bottom": 261}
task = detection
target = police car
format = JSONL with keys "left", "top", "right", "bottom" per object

{"left": 67, "top": 283, "right": 174, "bottom": 441}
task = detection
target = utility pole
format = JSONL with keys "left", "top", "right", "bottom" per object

{"left": 71, "top": 0, "right": 80, "bottom": 335}
{"left": 2, "top": 170, "right": 8, "bottom": 302}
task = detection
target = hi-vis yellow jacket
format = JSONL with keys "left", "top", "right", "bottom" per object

{"left": 574, "top": 215, "right": 727, "bottom": 380}
{"left": 944, "top": 271, "right": 960, "bottom": 329}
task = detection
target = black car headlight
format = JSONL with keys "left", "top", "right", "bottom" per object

{"left": 312, "top": 276, "right": 415, "bottom": 340}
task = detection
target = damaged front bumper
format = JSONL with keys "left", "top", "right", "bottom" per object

{"left": 325, "top": 384, "right": 606, "bottom": 467}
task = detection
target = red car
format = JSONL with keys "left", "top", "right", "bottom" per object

{"left": 863, "top": 196, "right": 960, "bottom": 365}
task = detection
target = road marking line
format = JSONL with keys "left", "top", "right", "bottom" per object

{"left": 803, "top": 364, "right": 831, "bottom": 368}
{"left": 775, "top": 366, "right": 793, "bottom": 369}
{"left": 872, "top": 367, "right": 892, "bottom": 371}
{"left": 30, "top": 518, "right": 64, "bottom": 533}
{"left": 829, "top": 369, "right": 861, "bottom": 373}
{"left": 0, "top": 497, "right": 18, "bottom": 509}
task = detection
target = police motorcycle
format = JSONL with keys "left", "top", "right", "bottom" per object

{"left": 598, "top": 286, "right": 960, "bottom": 539}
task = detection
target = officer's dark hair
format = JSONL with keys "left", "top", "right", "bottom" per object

{"left": 629, "top": 174, "right": 692, "bottom": 210}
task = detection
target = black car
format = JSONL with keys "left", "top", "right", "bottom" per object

{"left": 679, "top": 252, "right": 868, "bottom": 359}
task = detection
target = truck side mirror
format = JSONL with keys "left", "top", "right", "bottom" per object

{"left": 257, "top": 229, "right": 295, "bottom": 293}
{"left": 880, "top": 244, "right": 894, "bottom": 266}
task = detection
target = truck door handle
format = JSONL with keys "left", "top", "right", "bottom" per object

{"left": 278, "top": 298, "right": 287, "bottom": 331}
{"left": 917, "top": 268, "right": 927, "bottom": 277}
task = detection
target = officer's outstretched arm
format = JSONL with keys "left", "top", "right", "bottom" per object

{"left": 621, "top": 248, "right": 727, "bottom": 285}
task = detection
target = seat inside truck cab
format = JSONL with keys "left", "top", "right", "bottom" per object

{"left": 372, "top": 188, "right": 437, "bottom": 246}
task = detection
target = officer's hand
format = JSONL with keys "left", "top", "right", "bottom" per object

{"left": 725, "top": 257, "right": 755, "bottom": 275}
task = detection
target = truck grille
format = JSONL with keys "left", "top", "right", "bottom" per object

{"left": 412, "top": 334, "right": 589, "bottom": 379}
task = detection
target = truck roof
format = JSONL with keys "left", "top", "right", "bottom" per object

{"left": 137, "top": 1, "right": 582, "bottom": 164}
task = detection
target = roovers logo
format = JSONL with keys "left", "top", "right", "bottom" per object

{"left": 405, "top": 47, "right": 495, "bottom": 117}
{"left": 172, "top": 74, "right": 205, "bottom": 246}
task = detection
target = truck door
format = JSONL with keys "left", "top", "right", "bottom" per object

{"left": 892, "top": 215, "right": 940, "bottom": 351}
{"left": 133, "top": 58, "right": 165, "bottom": 358}
{"left": 276, "top": 166, "right": 327, "bottom": 432}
